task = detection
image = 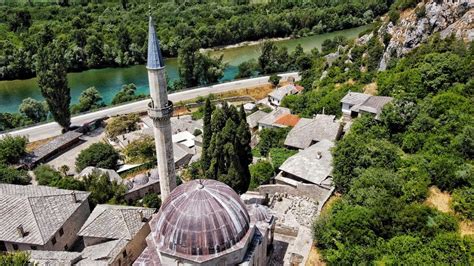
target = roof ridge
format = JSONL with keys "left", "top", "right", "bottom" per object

{"left": 119, "top": 209, "right": 133, "bottom": 239}
{"left": 26, "top": 197, "right": 46, "bottom": 244}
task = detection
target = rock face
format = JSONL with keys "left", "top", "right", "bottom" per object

{"left": 379, "top": 0, "right": 473, "bottom": 70}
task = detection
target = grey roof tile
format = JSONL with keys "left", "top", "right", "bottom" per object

{"left": 284, "top": 114, "right": 341, "bottom": 149}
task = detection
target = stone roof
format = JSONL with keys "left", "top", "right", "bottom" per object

{"left": 78, "top": 204, "right": 155, "bottom": 241}
{"left": 78, "top": 239, "right": 129, "bottom": 265}
{"left": 148, "top": 179, "right": 250, "bottom": 259}
{"left": 246, "top": 110, "right": 268, "bottom": 128}
{"left": 174, "top": 142, "right": 194, "bottom": 163}
{"left": 279, "top": 140, "right": 334, "bottom": 185}
{"left": 77, "top": 167, "right": 121, "bottom": 183}
{"left": 22, "top": 131, "right": 83, "bottom": 167}
{"left": 355, "top": 96, "right": 393, "bottom": 118}
{"left": 0, "top": 184, "right": 89, "bottom": 245}
{"left": 258, "top": 107, "right": 291, "bottom": 127}
{"left": 340, "top": 92, "right": 371, "bottom": 105}
{"left": 29, "top": 250, "right": 82, "bottom": 265}
{"left": 147, "top": 16, "right": 164, "bottom": 69}
{"left": 284, "top": 114, "right": 341, "bottom": 149}
{"left": 268, "top": 85, "right": 297, "bottom": 101}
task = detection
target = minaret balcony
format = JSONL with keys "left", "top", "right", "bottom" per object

{"left": 148, "top": 100, "right": 173, "bottom": 120}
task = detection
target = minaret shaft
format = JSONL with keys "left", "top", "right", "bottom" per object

{"left": 147, "top": 16, "right": 176, "bottom": 201}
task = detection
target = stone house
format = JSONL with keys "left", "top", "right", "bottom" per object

{"left": 0, "top": 184, "right": 90, "bottom": 252}
{"left": 268, "top": 84, "right": 303, "bottom": 106}
{"left": 341, "top": 91, "right": 393, "bottom": 120}
{"left": 77, "top": 204, "right": 155, "bottom": 265}
{"left": 257, "top": 107, "right": 299, "bottom": 130}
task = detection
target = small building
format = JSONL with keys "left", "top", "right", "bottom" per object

{"left": 77, "top": 204, "right": 155, "bottom": 265}
{"left": 341, "top": 92, "right": 393, "bottom": 120}
{"left": 172, "top": 131, "right": 196, "bottom": 148}
{"left": 268, "top": 84, "right": 303, "bottom": 106}
{"left": 257, "top": 107, "right": 292, "bottom": 130}
{"left": 22, "top": 131, "right": 83, "bottom": 169}
{"left": 247, "top": 110, "right": 268, "bottom": 131}
{"left": 243, "top": 102, "right": 257, "bottom": 113}
{"left": 0, "top": 184, "right": 90, "bottom": 252}
{"left": 142, "top": 115, "right": 203, "bottom": 135}
{"left": 284, "top": 114, "right": 342, "bottom": 150}
{"left": 124, "top": 170, "right": 161, "bottom": 203}
{"left": 77, "top": 167, "right": 122, "bottom": 184}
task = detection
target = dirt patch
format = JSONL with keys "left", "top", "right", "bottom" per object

{"left": 363, "top": 82, "right": 378, "bottom": 95}
{"left": 460, "top": 220, "right": 474, "bottom": 236}
{"left": 214, "top": 84, "right": 274, "bottom": 100}
{"left": 26, "top": 136, "right": 56, "bottom": 152}
{"left": 305, "top": 245, "right": 326, "bottom": 266}
{"left": 321, "top": 194, "right": 341, "bottom": 216}
{"left": 425, "top": 186, "right": 453, "bottom": 213}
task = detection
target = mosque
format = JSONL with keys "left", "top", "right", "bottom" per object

{"left": 133, "top": 16, "right": 276, "bottom": 266}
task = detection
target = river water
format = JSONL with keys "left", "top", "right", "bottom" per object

{"left": 0, "top": 25, "right": 370, "bottom": 113}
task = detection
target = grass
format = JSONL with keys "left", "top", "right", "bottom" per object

{"left": 26, "top": 136, "right": 55, "bottom": 152}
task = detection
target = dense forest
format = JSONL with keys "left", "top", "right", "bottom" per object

{"left": 0, "top": 0, "right": 391, "bottom": 80}
{"left": 285, "top": 30, "right": 473, "bottom": 264}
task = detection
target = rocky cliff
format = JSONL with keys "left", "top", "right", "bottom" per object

{"left": 378, "top": 0, "right": 473, "bottom": 70}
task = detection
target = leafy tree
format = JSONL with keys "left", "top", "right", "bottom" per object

{"left": 34, "top": 164, "right": 62, "bottom": 186}
{"left": 123, "top": 136, "right": 156, "bottom": 163}
{"left": 75, "top": 142, "right": 120, "bottom": 171}
{"left": 18, "top": 98, "right": 48, "bottom": 123}
{"left": 451, "top": 187, "right": 474, "bottom": 220}
{"left": 111, "top": 84, "right": 144, "bottom": 105}
{"left": 0, "top": 135, "right": 28, "bottom": 165}
{"left": 0, "top": 164, "right": 30, "bottom": 185}
{"left": 0, "top": 252, "right": 30, "bottom": 266}
{"left": 235, "top": 59, "right": 257, "bottom": 79}
{"left": 268, "top": 74, "right": 281, "bottom": 87}
{"left": 258, "top": 127, "right": 291, "bottom": 157}
{"left": 71, "top": 87, "right": 105, "bottom": 114}
{"left": 201, "top": 97, "right": 213, "bottom": 173}
{"left": 140, "top": 193, "right": 161, "bottom": 209}
{"left": 258, "top": 41, "right": 288, "bottom": 74}
{"left": 249, "top": 160, "right": 274, "bottom": 190}
{"left": 36, "top": 41, "right": 71, "bottom": 131}
{"left": 81, "top": 170, "right": 126, "bottom": 208}
{"left": 0, "top": 112, "right": 32, "bottom": 131}
{"left": 105, "top": 113, "right": 140, "bottom": 139}
{"left": 269, "top": 147, "right": 297, "bottom": 171}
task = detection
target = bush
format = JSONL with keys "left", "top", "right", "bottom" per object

{"left": 269, "top": 147, "right": 297, "bottom": 171}
{"left": 249, "top": 160, "right": 274, "bottom": 190}
{"left": 193, "top": 128, "right": 202, "bottom": 136}
{"left": 452, "top": 187, "right": 474, "bottom": 219}
{"left": 0, "top": 135, "right": 28, "bottom": 165}
{"left": 75, "top": 142, "right": 120, "bottom": 171}
{"left": 258, "top": 127, "right": 291, "bottom": 157}
{"left": 0, "top": 164, "right": 30, "bottom": 185}
{"left": 140, "top": 193, "right": 161, "bottom": 209}
{"left": 388, "top": 9, "right": 400, "bottom": 24}
{"left": 105, "top": 114, "right": 140, "bottom": 139}
{"left": 34, "top": 164, "right": 62, "bottom": 186}
{"left": 269, "top": 74, "right": 281, "bottom": 87}
{"left": 123, "top": 136, "right": 155, "bottom": 163}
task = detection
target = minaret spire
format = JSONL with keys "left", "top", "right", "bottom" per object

{"left": 146, "top": 12, "right": 176, "bottom": 201}
{"left": 147, "top": 15, "right": 164, "bottom": 69}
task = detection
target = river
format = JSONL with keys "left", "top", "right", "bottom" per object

{"left": 0, "top": 25, "right": 370, "bottom": 113}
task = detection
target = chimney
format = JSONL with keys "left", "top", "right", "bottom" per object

{"left": 316, "top": 151, "right": 322, "bottom": 159}
{"left": 138, "top": 210, "right": 146, "bottom": 222}
{"left": 71, "top": 192, "right": 78, "bottom": 203}
{"left": 17, "top": 225, "right": 25, "bottom": 238}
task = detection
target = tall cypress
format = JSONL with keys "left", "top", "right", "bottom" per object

{"left": 201, "top": 97, "right": 213, "bottom": 172}
{"left": 36, "top": 41, "right": 71, "bottom": 131}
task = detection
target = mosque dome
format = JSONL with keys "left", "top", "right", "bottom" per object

{"left": 149, "top": 179, "right": 250, "bottom": 257}
{"left": 149, "top": 168, "right": 159, "bottom": 180}
{"left": 124, "top": 180, "right": 134, "bottom": 190}
{"left": 133, "top": 174, "right": 149, "bottom": 185}
{"left": 247, "top": 203, "right": 273, "bottom": 223}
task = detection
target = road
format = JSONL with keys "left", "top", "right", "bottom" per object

{"left": 1, "top": 72, "right": 299, "bottom": 142}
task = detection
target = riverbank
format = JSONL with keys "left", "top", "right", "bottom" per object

{"left": 200, "top": 36, "right": 293, "bottom": 53}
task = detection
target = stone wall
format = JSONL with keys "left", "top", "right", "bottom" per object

{"left": 110, "top": 223, "right": 151, "bottom": 266}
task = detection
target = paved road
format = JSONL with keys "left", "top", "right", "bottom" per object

{"left": 2, "top": 72, "right": 299, "bottom": 142}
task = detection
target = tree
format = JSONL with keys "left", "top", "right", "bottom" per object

{"left": 105, "top": 114, "right": 140, "bottom": 139}
{"left": 71, "top": 87, "right": 105, "bottom": 114}
{"left": 269, "top": 74, "right": 281, "bottom": 87}
{"left": 141, "top": 193, "right": 161, "bottom": 209}
{"left": 451, "top": 187, "right": 474, "bottom": 219}
{"left": 75, "top": 142, "right": 120, "bottom": 171}
{"left": 0, "top": 135, "right": 28, "bottom": 165}
{"left": 0, "top": 252, "right": 30, "bottom": 265}
{"left": 201, "top": 97, "right": 213, "bottom": 173}
{"left": 258, "top": 127, "right": 291, "bottom": 157}
{"left": 19, "top": 98, "right": 48, "bottom": 123}
{"left": 249, "top": 160, "right": 274, "bottom": 190}
{"left": 82, "top": 170, "right": 126, "bottom": 207}
{"left": 235, "top": 59, "right": 257, "bottom": 79}
{"left": 111, "top": 84, "right": 144, "bottom": 105}
{"left": 36, "top": 41, "right": 71, "bottom": 131}
{"left": 34, "top": 164, "right": 62, "bottom": 186}
{"left": 123, "top": 136, "right": 156, "bottom": 163}
{"left": 0, "top": 164, "right": 30, "bottom": 185}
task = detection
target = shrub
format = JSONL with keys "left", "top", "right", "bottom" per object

{"left": 141, "top": 193, "right": 161, "bottom": 209}
{"left": 34, "top": 164, "right": 62, "bottom": 186}
{"left": 0, "top": 164, "right": 30, "bottom": 185}
{"left": 0, "top": 135, "right": 28, "bottom": 165}
{"left": 75, "top": 142, "right": 120, "bottom": 171}
{"left": 269, "top": 147, "right": 297, "bottom": 171}
{"left": 451, "top": 187, "right": 474, "bottom": 219}
{"left": 105, "top": 114, "right": 140, "bottom": 139}
{"left": 249, "top": 160, "right": 274, "bottom": 190}
{"left": 123, "top": 136, "right": 155, "bottom": 163}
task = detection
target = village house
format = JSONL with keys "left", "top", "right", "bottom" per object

{"left": 268, "top": 84, "right": 304, "bottom": 106}
{"left": 284, "top": 114, "right": 343, "bottom": 150}
{"left": 246, "top": 110, "right": 268, "bottom": 131}
{"left": 0, "top": 184, "right": 90, "bottom": 252}
{"left": 257, "top": 107, "right": 300, "bottom": 130}
{"left": 341, "top": 91, "right": 393, "bottom": 120}
{"left": 77, "top": 204, "right": 155, "bottom": 265}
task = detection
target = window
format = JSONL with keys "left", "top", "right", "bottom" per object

{"left": 64, "top": 245, "right": 68, "bottom": 250}
{"left": 122, "top": 250, "right": 127, "bottom": 257}
{"left": 51, "top": 237, "right": 56, "bottom": 245}
{"left": 59, "top": 228, "right": 64, "bottom": 236}
{"left": 31, "top": 246, "right": 37, "bottom": 250}
{"left": 12, "top": 244, "right": 18, "bottom": 250}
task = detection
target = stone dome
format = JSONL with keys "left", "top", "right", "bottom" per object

{"left": 133, "top": 174, "right": 149, "bottom": 185}
{"left": 124, "top": 180, "right": 134, "bottom": 190}
{"left": 149, "top": 179, "right": 250, "bottom": 257}
{"left": 247, "top": 203, "right": 272, "bottom": 223}
{"left": 149, "top": 168, "right": 159, "bottom": 180}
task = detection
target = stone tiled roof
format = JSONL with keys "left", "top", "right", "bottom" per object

{"left": 258, "top": 107, "right": 291, "bottom": 127}
{"left": 284, "top": 114, "right": 341, "bottom": 149}
{"left": 78, "top": 204, "right": 155, "bottom": 241}
{"left": 279, "top": 140, "right": 335, "bottom": 185}
{"left": 268, "top": 85, "right": 297, "bottom": 101}
{"left": 340, "top": 92, "right": 370, "bottom": 105}
{"left": 78, "top": 239, "right": 129, "bottom": 265}
{"left": 246, "top": 110, "right": 268, "bottom": 128}
{"left": 77, "top": 167, "right": 122, "bottom": 183}
{"left": 355, "top": 96, "right": 393, "bottom": 118}
{"left": 29, "top": 250, "right": 82, "bottom": 265}
{"left": 0, "top": 184, "right": 89, "bottom": 245}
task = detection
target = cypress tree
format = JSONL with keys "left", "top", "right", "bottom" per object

{"left": 36, "top": 41, "right": 71, "bottom": 131}
{"left": 201, "top": 97, "right": 213, "bottom": 172}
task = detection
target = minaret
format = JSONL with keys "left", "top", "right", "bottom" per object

{"left": 146, "top": 16, "right": 176, "bottom": 201}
